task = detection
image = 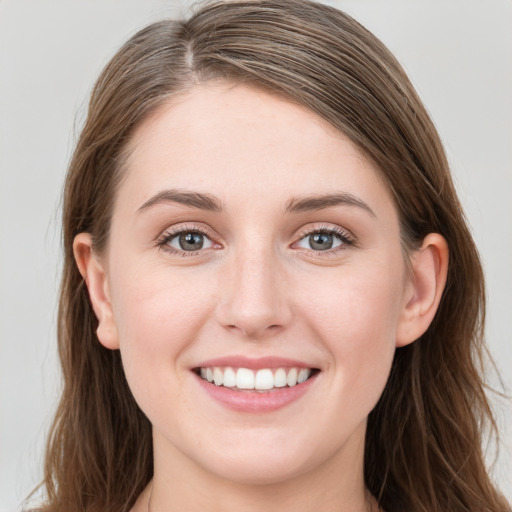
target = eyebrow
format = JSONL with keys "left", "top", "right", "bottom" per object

{"left": 284, "top": 192, "right": 376, "bottom": 217}
{"left": 137, "top": 189, "right": 375, "bottom": 217}
{"left": 137, "top": 189, "right": 223, "bottom": 213}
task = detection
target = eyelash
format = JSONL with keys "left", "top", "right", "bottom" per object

{"left": 156, "top": 224, "right": 355, "bottom": 257}
{"left": 292, "top": 224, "right": 355, "bottom": 255}
{"left": 156, "top": 224, "right": 218, "bottom": 256}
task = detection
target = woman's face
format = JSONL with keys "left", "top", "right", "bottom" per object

{"left": 92, "top": 82, "right": 416, "bottom": 485}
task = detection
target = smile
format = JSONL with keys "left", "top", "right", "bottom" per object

{"left": 197, "top": 366, "right": 315, "bottom": 391}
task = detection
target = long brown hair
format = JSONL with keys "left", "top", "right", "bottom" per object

{"left": 35, "top": 1, "right": 509, "bottom": 511}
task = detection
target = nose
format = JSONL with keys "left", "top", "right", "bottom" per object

{"left": 215, "top": 245, "right": 292, "bottom": 339}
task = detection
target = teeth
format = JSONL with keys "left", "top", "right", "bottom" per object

{"left": 223, "top": 367, "right": 237, "bottom": 387}
{"left": 236, "top": 368, "right": 255, "bottom": 389}
{"left": 274, "top": 368, "right": 287, "bottom": 388}
{"left": 213, "top": 367, "right": 223, "bottom": 386}
{"left": 198, "top": 366, "right": 313, "bottom": 390}
{"left": 286, "top": 368, "right": 298, "bottom": 387}
{"left": 297, "top": 368, "right": 310, "bottom": 384}
{"left": 254, "top": 369, "right": 274, "bottom": 390}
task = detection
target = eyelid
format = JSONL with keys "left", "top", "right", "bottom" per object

{"left": 294, "top": 223, "right": 355, "bottom": 242}
{"left": 291, "top": 223, "right": 356, "bottom": 253}
{"left": 154, "top": 222, "right": 355, "bottom": 257}
{"left": 156, "top": 222, "right": 221, "bottom": 255}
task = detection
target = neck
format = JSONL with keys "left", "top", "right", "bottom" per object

{"left": 135, "top": 426, "right": 376, "bottom": 512}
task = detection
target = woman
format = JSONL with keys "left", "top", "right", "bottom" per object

{"left": 35, "top": 1, "right": 509, "bottom": 511}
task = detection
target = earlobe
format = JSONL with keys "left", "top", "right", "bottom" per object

{"left": 396, "top": 233, "right": 449, "bottom": 347}
{"left": 73, "top": 233, "right": 120, "bottom": 350}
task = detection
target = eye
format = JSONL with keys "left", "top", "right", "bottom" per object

{"left": 159, "top": 229, "right": 215, "bottom": 253}
{"left": 296, "top": 232, "right": 342, "bottom": 251}
{"left": 294, "top": 227, "right": 353, "bottom": 252}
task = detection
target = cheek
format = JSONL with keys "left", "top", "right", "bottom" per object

{"left": 297, "top": 262, "right": 404, "bottom": 401}
{"left": 112, "top": 260, "right": 215, "bottom": 336}
{"left": 301, "top": 264, "right": 403, "bottom": 342}
{"left": 108, "top": 264, "right": 216, "bottom": 401}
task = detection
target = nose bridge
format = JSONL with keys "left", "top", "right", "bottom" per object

{"left": 216, "top": 239, "right": 290, "bottom": 337}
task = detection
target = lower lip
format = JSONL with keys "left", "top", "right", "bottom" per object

{"left": 194, "top": 372, "right": 318, "bottom": 413}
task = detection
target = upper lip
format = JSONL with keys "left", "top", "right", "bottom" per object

{"left": 193, "top": 356, "right": 318, "bottom": 370}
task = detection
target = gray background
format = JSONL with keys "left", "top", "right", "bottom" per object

{"left": 1, "top": 1, "right": 511, "bottom": 510}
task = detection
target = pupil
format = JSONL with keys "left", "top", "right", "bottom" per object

{"left": 179, "top": 232, "right": 204, "bottom": 251}
{"left": 310, "top": 233, "right": 333, "bottom": 250}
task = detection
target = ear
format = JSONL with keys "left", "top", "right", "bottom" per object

{"left": 396, "top": 233, "right": 449, "bottom": 347}
{"left": 73, "top": 233, "right": 120, "bottom": 350}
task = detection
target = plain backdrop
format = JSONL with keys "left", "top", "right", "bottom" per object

{"left": 1, "top": 1, "right": 511, "bottom": 510}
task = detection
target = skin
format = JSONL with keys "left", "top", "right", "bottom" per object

{"left": 74, "top": 82, "right": 448, "bottom": 512}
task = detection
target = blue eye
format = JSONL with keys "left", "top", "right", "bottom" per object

{"left": 295, "top": 229, "right": 349, "bottom": 251}
{"left": 163, "top": 231, "right": 214, "bottom": 252}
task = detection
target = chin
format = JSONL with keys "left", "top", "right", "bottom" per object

{"left": 205, "top": 456, "right": 312, "bottom": 486}
{"left": 188, "top": 432, "right": 336, "bottom": 487}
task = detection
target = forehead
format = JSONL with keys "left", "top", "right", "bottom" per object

{"left": 118, "top": 81, "right": 395, "bottom": 218}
